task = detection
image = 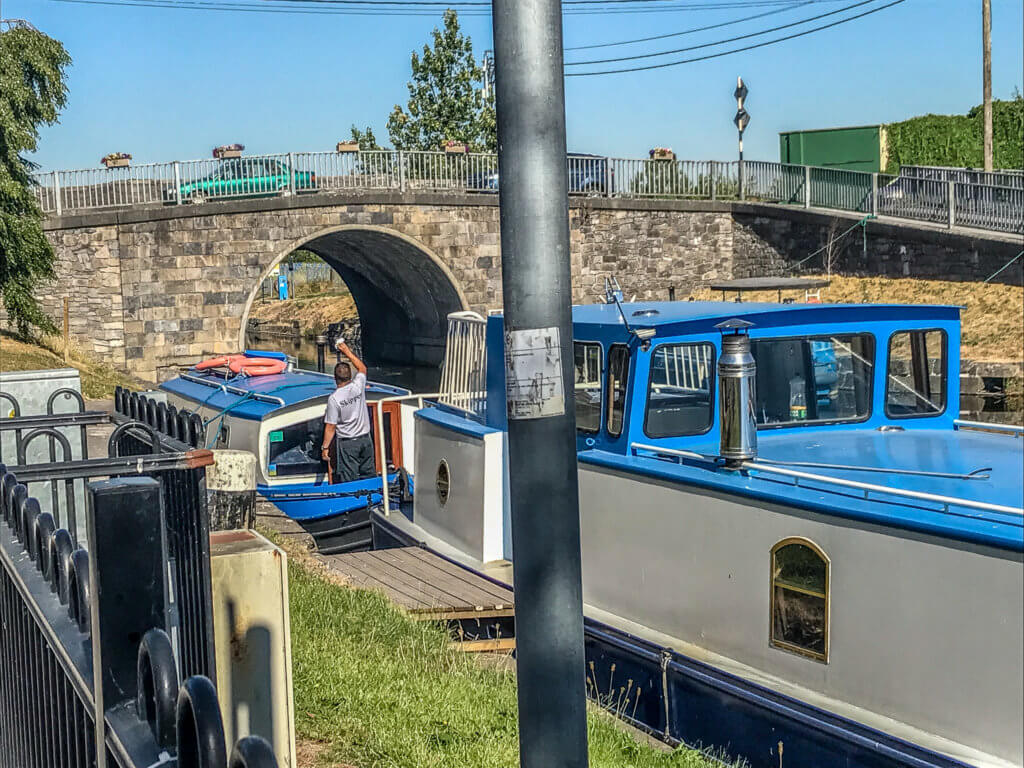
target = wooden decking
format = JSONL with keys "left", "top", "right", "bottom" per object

{"left": 323, "top": 546, "right": 516, "bottom": 652}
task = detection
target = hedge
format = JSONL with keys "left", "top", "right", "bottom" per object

{"left": 884, "top": 96, "right": 1023, "bottom": 173}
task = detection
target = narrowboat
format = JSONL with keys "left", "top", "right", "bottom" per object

{"left": 117, "top": 350, "right": 413, "bottom": 553}
{"left": 374, "top": 298, "right": 1023, "bottom": 768}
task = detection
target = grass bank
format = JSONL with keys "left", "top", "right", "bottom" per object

{"left": 0, "top": 333, "right": 140, "bottom": 399}
{"left": 249, "top": 290, "right": 358, "bottom": 339}
{"left": 692, "top": 274, "right": 1023, "bottom": 363}
{"left": 280, "top": 536, "right": 728, "bottom": 768}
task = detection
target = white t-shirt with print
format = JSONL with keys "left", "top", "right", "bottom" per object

{"left": 324, "top": 372, "right": 369, "bottom": 438}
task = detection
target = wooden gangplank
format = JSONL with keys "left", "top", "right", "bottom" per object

{"left": 322, "top": 546, "right": 515, "bottom": 652}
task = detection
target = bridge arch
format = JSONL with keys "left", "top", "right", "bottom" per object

{"left": 240, "top": 225, "right": 469, "bottom": 370}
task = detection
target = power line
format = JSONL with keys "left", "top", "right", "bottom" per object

{"left": 565, "top": 0, "right": 880, "bottom": 65}
{"left": 265, "top": 0, "right": 823, "bottom": 5}
{"left": 565, "top": 0, "right": 903, "bottom": 75}
{"left": 564, "top": 0, "right": 813, "bottom": 51}
{"left": 46, "top": 0, "right": 845, "bottom": 15}
{"left": 48, "top": 0, "right": 486, "bottom": 14}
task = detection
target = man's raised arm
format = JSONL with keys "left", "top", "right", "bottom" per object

{"left": 336, "top": 340, "right": 367, "bottom": 376}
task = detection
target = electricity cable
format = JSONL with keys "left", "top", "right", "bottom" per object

{"left": 565, "top": 0, "right": 881, "bottom": 65}
{"left": 46, "top": 0, "right": 837, "bottom": 15}
{"left": 565, "top": 0, "right": 903, "bottom": 75}
{"left": 564, "top": 0, "right": 813, "bottom": 51}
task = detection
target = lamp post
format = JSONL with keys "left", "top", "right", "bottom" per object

{"left": 734, "top": 77, "right": 750, "bottom": 200}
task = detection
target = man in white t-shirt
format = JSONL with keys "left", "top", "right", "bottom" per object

{"left": 321, "top": 341, "right": 373, "bottom": 483}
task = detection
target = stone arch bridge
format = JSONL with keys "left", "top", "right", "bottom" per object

{"left": 36, "top": 191, "right": 1022, "bottom": 382}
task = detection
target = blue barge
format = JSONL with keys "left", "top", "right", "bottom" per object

{"left": 376, "top": 301, "right": 1023, "bottom": 768}
{"left": 155, "top": 357, "right": 410, "bottom": 553}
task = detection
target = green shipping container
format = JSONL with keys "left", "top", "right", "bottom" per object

{"left": 779, "top": 125, "right": 888, "bottom": 173}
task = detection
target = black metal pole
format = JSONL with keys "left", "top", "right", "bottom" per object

{"left": 738, "top": 129, "right": 745, "bottom": 201}
{"left": 491, "top": 2, "right": 589, "bottom": 767}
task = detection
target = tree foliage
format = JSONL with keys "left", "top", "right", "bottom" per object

{"left": 884, "top": 96, "right": 1024, "bottom": 173}
{"left": 0, "top": 24, "right": 71, "bottom": 336}
{"left": 386, "top": 10, "right": 495, "bottom": 152}
{"left": 349, "top": 124, "right": 382, "bottom": 151}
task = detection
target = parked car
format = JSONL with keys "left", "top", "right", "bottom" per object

{"left": 164, "top": 158, "right": 316, "bottom": 203}
{"left": 467, "top": 153, "right": 611, "bottom": 194}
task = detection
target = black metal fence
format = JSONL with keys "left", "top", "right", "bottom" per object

{"left": 0, "top": 396, "right": 279, "bottom": 768}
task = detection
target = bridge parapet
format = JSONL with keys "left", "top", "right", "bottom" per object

{"left": 33, "top": 151, "right": 1023, "bottom": 236}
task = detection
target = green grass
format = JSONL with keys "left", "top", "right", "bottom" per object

{"left": 0, "top": 332, "right": 141, "bottom": 399}
{"left": 287, "top": 558, "right": 729, "bottom": 768}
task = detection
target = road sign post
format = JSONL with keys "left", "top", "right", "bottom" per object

{"left": 734, "top": 77, "right": 750, "bottom": 201}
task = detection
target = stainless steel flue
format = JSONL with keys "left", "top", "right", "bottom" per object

{"left": 716, "top": 319, "right": 757, "bottom": 466}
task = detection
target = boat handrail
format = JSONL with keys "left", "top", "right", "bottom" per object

{"left": 373, "top": 392, "right": 446, "bottom": 518}
{"left": 954, "top": 419, "right": 1024, "bottom": 437}
{"left": 178, "top": 372, "right": 287, "bottom": 406}
{"left": 629, "top": 442, "right": 1024, "bottom": 518}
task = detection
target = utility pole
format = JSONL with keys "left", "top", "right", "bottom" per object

{"left": 982, "top": 0, "right": 993, "bottom": 172}
{"left": 491, "top": 0, "right": 589, "bottom": 766}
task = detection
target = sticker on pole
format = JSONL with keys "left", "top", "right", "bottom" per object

{"left": 504, "top": 326, "right": 565, "bottom": 420}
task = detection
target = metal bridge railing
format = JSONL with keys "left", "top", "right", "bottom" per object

{"left": 0, "top": 421, "right": 280, "bottom": 767}
{"left": 31, "top": 151, "right": 1023, "bottom": 234}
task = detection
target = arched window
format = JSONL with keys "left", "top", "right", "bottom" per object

{"left": 770, "top": 538, "right": 829, "bottom": 662}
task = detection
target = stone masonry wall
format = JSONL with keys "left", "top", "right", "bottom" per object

{"left": 1, "top": 225, "right": 127, "bottom": 367}
{"left": 36, "top": 198, "right": 734, "bottom": 381}
{"left": 571, "top": 206, "right": 733, "bottom": 303}
{"left": 732, "top": 211, "right": 1024, "bottom": 285}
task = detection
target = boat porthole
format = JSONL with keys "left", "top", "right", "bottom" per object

{"left": 436, "top": 460, "right": 450, "bottom": 506}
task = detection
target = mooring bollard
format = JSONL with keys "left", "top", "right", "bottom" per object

{"left": 206, "top": 450, "right": 257, "bottom": 531}
{"left": 315, "top": 334, "right": 327, "bottom": 373}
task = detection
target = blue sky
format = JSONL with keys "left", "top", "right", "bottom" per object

{"left": 12, "top": 0, "right": 1024, "bottom": 170}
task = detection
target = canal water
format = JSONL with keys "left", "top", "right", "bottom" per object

{"left": 246, "top": 332, "right": 442, "bottom": 393}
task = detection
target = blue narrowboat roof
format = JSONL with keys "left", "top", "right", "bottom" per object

{"left": 159, "top": 369, "right": 407, "bottom": 421}
{"left": 569, "top": 301, "right": 960, "bottom": 339}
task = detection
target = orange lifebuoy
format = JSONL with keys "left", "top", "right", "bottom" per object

{"left": 195, "top": 354, "right": 245, "bottom": 371}
{"left": 228, "top": 357, "right": 287, "bottom": 376}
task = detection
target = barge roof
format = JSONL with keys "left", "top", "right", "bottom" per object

{"left": 570, "top": 301, "right": 960, "bottom": 338}
{"left": 160, "top": 369, "right": 407, "bottom": 420}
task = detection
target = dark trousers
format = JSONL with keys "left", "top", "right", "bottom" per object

{"left": 332, "top": 433, "right": 375, "bottom": 483}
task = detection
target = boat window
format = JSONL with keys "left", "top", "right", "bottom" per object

{"left": 266, "top": 417, "right": 327, "bottom": 478}
{"left": 885, "top": 330, "right": 947, "bottom": 417}
{"left": 574, "top": 342, "right": 602, "bottom": 433}
{"left": 606, "top": 344, "right": 630, "bottom": 438}
{"left": 771, "top": 539, "right": 829, "bottom": 662}
{"left": 644, "top": 343, "right": 715, "bottom": 438}
{"left": 751, "top": 334, "right": 874, "bottom": 427}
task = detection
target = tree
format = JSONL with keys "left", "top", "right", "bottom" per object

{"left": 349, "top": 125, "right": 382, "bottom": 150}
{"left": 387, "top": 10, "right": 495, "bottom": 152}
{"left": 0, "top": 23, "right": 71, "bottom": 337}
